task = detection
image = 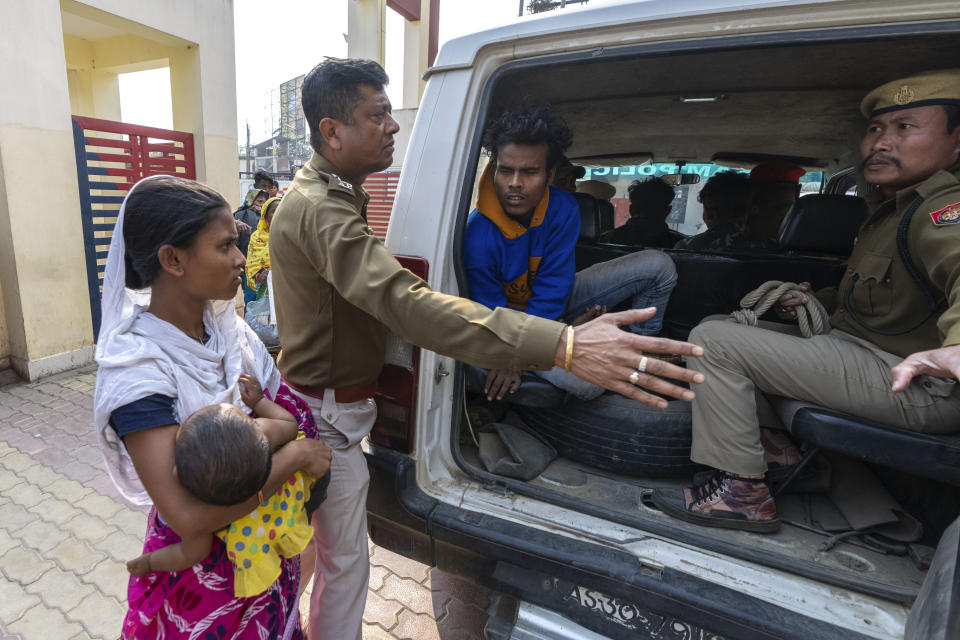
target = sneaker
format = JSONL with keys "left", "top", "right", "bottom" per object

{"left": 650, "top": 470, "right": 781, "bottom": 533}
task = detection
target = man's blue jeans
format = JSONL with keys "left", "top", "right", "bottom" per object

{"left": 471, "top": 250, "right": 678, "bottom": 403}
{"left": 536, "top": 249, "right": 677, "bottom": 400}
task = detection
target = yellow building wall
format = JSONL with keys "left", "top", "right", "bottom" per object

{"left": 0, "top": 0, "right": 94, "bottom": 380}
{"left": 0, "top": 0, "right": 238, "bottom": 380}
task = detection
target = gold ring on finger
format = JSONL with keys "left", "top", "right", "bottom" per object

{"left": 629, "top": 370, "right": 641, "bottom": 385}
{"left": 637, "top": 356, "right": 649, "bottom": 373}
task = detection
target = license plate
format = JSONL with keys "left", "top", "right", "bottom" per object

{"left": 562, "top": 583, "right": 726, "bottom": 639}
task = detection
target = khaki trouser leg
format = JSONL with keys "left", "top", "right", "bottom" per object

{"left": 294, "top": 389, "right": 376, "bottom": 640}
{"left": 687, "top": 319, "right": 960, "bottom": 476}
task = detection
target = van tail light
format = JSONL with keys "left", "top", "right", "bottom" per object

{"left": 371, "top": 256, "right": 428, "bottom": 454}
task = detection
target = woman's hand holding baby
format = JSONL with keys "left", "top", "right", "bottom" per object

{"left": 238, "top": 374, "right": 263, "bottom": 409}
{"left": 294, "top": 438, "right": 332, "bottom": 478}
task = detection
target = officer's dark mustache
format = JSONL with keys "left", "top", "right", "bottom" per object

{"left": 860, "top": 153, "right": 902, "bottom": 170}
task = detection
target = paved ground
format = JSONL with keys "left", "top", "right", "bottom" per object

{"left": 0, "top": 365, "right": 497, "bottom": 639}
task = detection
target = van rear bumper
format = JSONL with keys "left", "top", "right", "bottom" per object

{"left": 365, "top": 446, "right": 873, "bottom": 640}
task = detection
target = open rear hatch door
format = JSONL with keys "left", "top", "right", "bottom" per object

{"left": 905, "top": 515, "right": 960, "bottom": 640}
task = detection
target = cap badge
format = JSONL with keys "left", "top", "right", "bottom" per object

{"left": 894, "top": 85, "right": 915, "bottom": 106}
{"left": 930, "top": 202, "right": 960, "bottom": 226}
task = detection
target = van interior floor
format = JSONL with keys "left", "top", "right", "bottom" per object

{"left": 458, "top": 441, "right": 930, "bottom": 604}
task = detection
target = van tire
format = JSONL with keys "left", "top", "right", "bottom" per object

{"left": 516, "top": 393, "right": 700, "bottom": 477}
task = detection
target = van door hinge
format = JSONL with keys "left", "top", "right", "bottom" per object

{"left": 435, "top": 362, "right": 450, "bottom": 385}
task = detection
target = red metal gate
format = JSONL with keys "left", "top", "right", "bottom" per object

{"left": 364, "top": 170, "right": 400, "bottom": 238}
{"left": 71, "top": 116, "right": 196, "bottom": 338}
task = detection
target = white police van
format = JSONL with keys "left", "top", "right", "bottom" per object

{"left": 364, "top": 2, "right": 960, "bottom": 638}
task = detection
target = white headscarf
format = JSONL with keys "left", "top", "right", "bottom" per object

{"left": 94, "top": 175, "right": 280, "bottom": 506}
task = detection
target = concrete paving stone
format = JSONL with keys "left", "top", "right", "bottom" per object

{"left": 46, "top": 537, "right": 107, "bottom": 574}
{"left": 361, "top": 622, "right": 395, "bottom": 640}
{"left": 0, "top": 452, "right": 38, "bottom": 473}
{"left": 0, "top": 441, "right": 14, "bottom": 456}
{"left": 61, "top": 513, "right": 118, "bottom": 544}
{"left": 0, "top": 502, "right": 38, "bottom": 533}
{"left": 436, "top": 598, "right": 489, "bottom": 639}
{"left": 43, "top": 478, "right": 92, "bottom": 504}
{"left": 378, "top": 574, "right": 434, "bottom": 616}
{"left": 33, "top": 447, "right": 74, "bottom": 469}
{"left": 68, "top": 632, "right": 95, "bottom": 640}
{"left": 5, "top": 387, "right": 44, "bottom": 402}
{"left": 85, "top": 475, "right": 124, "bottom": 502}
{"left": 91, "top": 530, "right": 144, "bottom": 564}
{"left": 0, "top": 547, "right": 56, "bottom": 585}
{"left": 18, "top": 463, "right": 63, "bottom": 490}
{"left": 58, "top": 461, "right": 98, "bottom": 485}
{"left": 369, "top": 545, "right": 430, "bottom": 583}
{"left": 19, "top": 518, "right": 70, "bottom": 554}
{"left": 368, "top": 564, "right": 389, "bottom": 591}
{"left": 6, "top": 483, "right": 47, "bottom": 510}
{"left": 0, "top": 469, "right": 25, "bottom": 492}
{"left": 0, "top": 578, "right": 40, "bottom": 626}
{"left": 429, "top": 569, "right": 493, "bottom": 611}
{"left": 72, "top": 446, "right": 101, "bottom": 465}
{"left": 0, "top": 405, "right": 15, "bottom": 420}
{"left": 25, "top": 567, "right": 97, "bottom": 612}
{"left": 7, "top": 603, "right": 84, "bottom": 640}
{"left": 30, "top": 382, "right": 69, "bottom": 397}
{"left": 362, "top": 590, "right": 403, "bottom": 631}
{"left": 28, "top": 497, "right": 81, "bottom": 528}
{"left": 106, "top": 508, "right": 147, "bottom": 538}
{"left": 80, "top": 558, "right": 129, "bottom": 603}
{"left": 3, "top": 434, "right": 45, "bottom": 456}
{"left": 0, "top": 529, "right": 18, "bottom": 557}
{"left": 66, "top": 592, "right": 125, "bottom": 640}
{"left": 391, "top": 609, "right": 442, "bottom": 640}
{"left": 12, "top": 403, "right": 46, "bottom": 419}
{"left": 74, "top": 493, "right": 123, "bottom": 520}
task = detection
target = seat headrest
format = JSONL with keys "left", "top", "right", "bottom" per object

{"left": 778, "top": 194, "right": 868, "bottom": 254}
{"left": 574, "top": 192, "right": 600, "bottom": 242}
{"left": 597, "top": 200, "right": 615, "bottom": 236}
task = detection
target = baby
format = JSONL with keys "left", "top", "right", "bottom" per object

{"left": 126, "top": 375, "right": 327, "bottom": 594}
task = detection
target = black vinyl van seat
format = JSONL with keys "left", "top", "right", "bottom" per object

{"left": 778, "top": 194, "right": 869, "bottom": 255}
{"left": 574, "top": 192, "right": 601, "bottom": 242}
{"left": 770, "top": 397, "right": 960, "bottom": 487}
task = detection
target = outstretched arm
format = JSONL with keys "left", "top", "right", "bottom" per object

{"left": 127, "top": 533, "right": 212, "bottom": 577}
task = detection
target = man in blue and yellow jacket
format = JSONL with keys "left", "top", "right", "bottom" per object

{"left": 465, "top": 104, "right": 678, "bottom": 403}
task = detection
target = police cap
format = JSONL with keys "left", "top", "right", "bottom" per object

{"left": 861, "top": 69, "right": 960, "bottom": 118}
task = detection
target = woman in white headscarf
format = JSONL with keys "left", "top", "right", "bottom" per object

{"left": 94, "top": 175, "right": 330, "bottom": 640}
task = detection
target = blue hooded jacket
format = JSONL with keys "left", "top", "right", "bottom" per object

{"left": 464, "top": 164, "right": 580, "bottom": 321}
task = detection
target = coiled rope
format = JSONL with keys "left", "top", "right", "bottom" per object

{"left": 729, "top": 281, "right": 831, "bottom": 338}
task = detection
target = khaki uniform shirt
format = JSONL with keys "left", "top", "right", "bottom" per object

{"left": 830, "top": 163, "right": 960, "bottom": 358}
{"left": 269, "top": 153, "right": 565, "bottom": 388}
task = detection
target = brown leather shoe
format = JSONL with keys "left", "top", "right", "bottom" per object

{"left": 650, "top": 471, "right": 781, "bottom": 533}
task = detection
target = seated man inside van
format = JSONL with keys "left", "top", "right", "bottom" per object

{"left": 602, "top": 177, "right": 684, "bottom": 247}
{"left": 674, "top": 171, "right": 771, "bottom": 252}
{"left": 464, "top": 104, "right": 678, "bottom": 403}
{"left": 652, "top": 70, "right": 960, "bottom": 532}
{"left": 747, "top": 160, "right": 805, "bottom": 244}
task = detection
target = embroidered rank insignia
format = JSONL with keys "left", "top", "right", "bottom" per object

{"left": 330, "top": 173, "right": 353, "bottom": 191}
{"left": 930, "top": 202, "right": 960, "bottom": 225}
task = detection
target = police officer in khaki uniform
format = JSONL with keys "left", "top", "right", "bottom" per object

{"left": 652, "top": 69, "right": 960, "bottom": 533}
{"left": 269, "top": 58, "right": 705, "bottom": 640}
